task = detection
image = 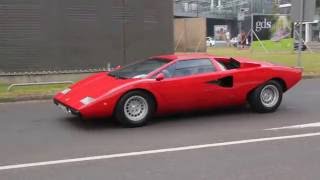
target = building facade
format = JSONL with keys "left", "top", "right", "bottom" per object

{"left": 174, "top": 0, "right": 274, "bottom": 38}
{"left": 279, "top": 0, "right": 320, "bottom": 42}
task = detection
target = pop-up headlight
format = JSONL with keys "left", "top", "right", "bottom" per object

{"left": 80, "top": 97, "right": 95, "bottom": 105}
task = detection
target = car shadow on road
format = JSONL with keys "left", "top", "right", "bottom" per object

{"left": 62, "top": 116, "right": 122, "bottom": 130}
{"left": 62, "top": 105, "right": 255, "bottom": 130}
{"left": 150, "top": 106, "right": 254, "bottom": 125}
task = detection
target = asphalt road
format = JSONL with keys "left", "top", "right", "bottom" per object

{"left": 0, "top": 79, "right": 320, "bottom": 180}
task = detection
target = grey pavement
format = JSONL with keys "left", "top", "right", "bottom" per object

{"left": 0, "top": 79, "right": 320, "bottom": 180}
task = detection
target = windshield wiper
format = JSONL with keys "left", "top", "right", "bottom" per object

{"left": 116, "top": 76, "right": 128, "bottom": 79}
{"left": 108, "top": 72, "right": 127, "bottom": 79}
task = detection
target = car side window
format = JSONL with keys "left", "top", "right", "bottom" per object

{"left": 155, "top": 59, "right": 216, "bottom": 79}
{"left": 173, "top": 59, "right": 215, "bottom": 77}
{"left": 161, "top": 63, "right": 176, "bottom": 78}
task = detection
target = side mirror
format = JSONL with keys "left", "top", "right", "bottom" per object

{"left": 155, "top": 73, "right": 165, "bottom": 81}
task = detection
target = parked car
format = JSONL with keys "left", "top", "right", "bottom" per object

{"left": 230, "top": 37, "right": 239, "bottom": 47}
{"left": 206, "top": 37, "right": 215, "bottom": 47}
{"left": 54, "top": 54, "right": 302, "bottom": 127}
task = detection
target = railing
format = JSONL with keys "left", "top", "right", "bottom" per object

{"left": 7, "top": 81, "right": 74, "bottom": 92}
{"left": 173, "top": 0, "right": 248, "bottom": 19}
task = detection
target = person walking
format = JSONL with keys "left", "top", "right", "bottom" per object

{"left": 240, "top": 32, "right": 246, "bottom": 48}
{"left": 247, "top": 33, "right": 251, "bottom": 47}
{"left": 226, "top": 31, "right": 231, "bottom": 47}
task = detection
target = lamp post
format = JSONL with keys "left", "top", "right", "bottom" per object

{"left": 196, "top": 0, "right": 199, "bottom": 17}
{"left": 297, "top": 0, "right": 304, "bottom": 67}
{"left": 210, "top": 0, "right": 214, "bottom": 11}
{"left": 250, "top": 0, "right": 254, "bottom": 46}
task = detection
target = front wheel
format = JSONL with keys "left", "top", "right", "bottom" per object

{"left": 248, "top": 80, "right": 283, "bottom": 113}
{"left": 115, "top": 91, "right": 155, "bottom": 127}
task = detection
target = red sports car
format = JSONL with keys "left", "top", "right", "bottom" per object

{"left": 54, "top": 54, "right": 302, "bottom": 127}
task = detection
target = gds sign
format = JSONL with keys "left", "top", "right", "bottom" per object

{"left": 255, "top": 18, "right": 272, "bottom": 32}
{"left": 252, "top": 15, "right": 292, "bottom": 41}
{"left": 253, "top": 15, "right": 274, "bottom": 40}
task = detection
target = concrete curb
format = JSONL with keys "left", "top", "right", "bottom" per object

{"left": 302, "top": 75, "right": 320, "bottom": 79}
{"left": 0, "top": 75, "right": 319, "bottom": 103}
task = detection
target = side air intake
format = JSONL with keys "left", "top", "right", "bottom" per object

{"left": 206, "top": 76, "right": 233, "bottom": 88}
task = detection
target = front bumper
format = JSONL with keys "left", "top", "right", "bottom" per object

{"left": 53, "top": 99, "right": 81, "bottom": 117}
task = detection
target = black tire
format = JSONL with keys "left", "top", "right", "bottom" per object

{"left": 115, "top": 90, "right": 155, "bottom": 127}
{"left": 248, "top": 80, "right": 283, "bottom": 113}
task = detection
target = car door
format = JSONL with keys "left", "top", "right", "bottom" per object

{"left": 198, "top": 69, "right": 237, "bottom": 108}
{"left": 151, "top": 59, "right": 223, "bottom": 112}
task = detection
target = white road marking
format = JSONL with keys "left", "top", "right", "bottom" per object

{"left": 0, "top": 132, "right": 320, "bottom": 171}
{"left": 265, "top": 122, "right": 320, "bottom": 130}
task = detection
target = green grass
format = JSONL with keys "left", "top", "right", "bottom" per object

{"left": 207, "top": 47, "right": 320, "bottom": 76}
{"left": 1, "top": 47, "right": 320, "bottom": 101}
{"left": 0, "top": 83, "right": 69, "bottom": 101}
{"left": 251, "top": 38, "right": 294, "bottom": 52}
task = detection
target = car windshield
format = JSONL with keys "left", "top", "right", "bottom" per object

{"left": 108, "top": 58, "right": 169, "bottom": 79}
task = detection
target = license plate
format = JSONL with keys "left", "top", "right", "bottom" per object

{"left": 58, "top": 104, "right": 69, "bottom": 114}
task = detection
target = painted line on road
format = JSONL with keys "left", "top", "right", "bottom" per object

{"left": 1, "top": 132, "right": 320, "bottom": 171}
{"left": 265, "top": 122, "right": 320, "bottom": 130}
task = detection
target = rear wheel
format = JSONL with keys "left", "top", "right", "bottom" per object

{"left": 248, "top": 80, "right": 283, "bottom": 113}
{"left": 115, "top": 91, "right": 155, "bottom": 127}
